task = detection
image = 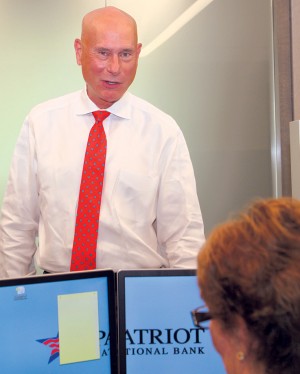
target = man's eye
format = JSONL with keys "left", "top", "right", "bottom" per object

{"left": 120, "top": 51, "right": 133, "bottom": 60}
{"left": 97, "top": 50, "right": 110, "bottom": 58}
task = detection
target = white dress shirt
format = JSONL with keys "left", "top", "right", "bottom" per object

{"left": 0, "top": 89, "right": 205, "bottom": 277}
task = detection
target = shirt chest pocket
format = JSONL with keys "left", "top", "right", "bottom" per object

{"left": 112, "top": 170, "right": 159, "bottom": 225}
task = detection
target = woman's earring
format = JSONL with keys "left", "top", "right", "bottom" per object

{"left": 236, "top": 351, "right": 245, "bottom": 361}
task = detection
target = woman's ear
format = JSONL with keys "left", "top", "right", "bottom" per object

{"left": 232, "top": 315, "right": 256, "bottom": 360}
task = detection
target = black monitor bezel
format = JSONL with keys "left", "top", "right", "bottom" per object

{"left": 117, "top": 268, "right": 197, "bottom": 374}
{"left": 0, "top": 269, "right": 118, "bottom": 374}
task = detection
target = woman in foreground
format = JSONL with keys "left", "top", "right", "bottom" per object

{"left": 196, "top": 197, "right": 300, "bottom": 374}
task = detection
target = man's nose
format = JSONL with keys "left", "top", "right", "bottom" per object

{"left": 107, "top": 54, "right": 121, "bottom": 74}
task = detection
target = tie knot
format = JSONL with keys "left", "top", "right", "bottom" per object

{"left": 92, "top": 110, "right": 110, "bottom": 123}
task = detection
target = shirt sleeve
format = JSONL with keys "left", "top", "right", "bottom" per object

{"left": 0, "top": 117, "right": 39, "bottom": 278}
{"left": 156, "top": 129, "right": 205, "bottom": 268}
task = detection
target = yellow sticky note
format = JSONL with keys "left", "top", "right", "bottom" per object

{"left": 57, "top": 291, "right": 100, "bottom": 365}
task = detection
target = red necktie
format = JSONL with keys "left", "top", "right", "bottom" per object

{"left": 70, "top": 111, "right": 110, "bottom": 271}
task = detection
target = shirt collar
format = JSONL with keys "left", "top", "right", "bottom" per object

{"left": 74, "top": 88, "right": 132, "bottom": 120}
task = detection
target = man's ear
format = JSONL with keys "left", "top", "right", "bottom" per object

{"left": 136, "top": 43, "right": 142, "bottom": 57}
{"left": 74, "top": 38, "right": 82, "bottom": 66}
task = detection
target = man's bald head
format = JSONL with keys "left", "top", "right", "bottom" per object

{"left": 81, "top": 7, "right": 139, "bottom": 44}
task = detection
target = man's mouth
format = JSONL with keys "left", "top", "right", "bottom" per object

{"left": 104, "top": 80, "right": 119, "bottom": 85}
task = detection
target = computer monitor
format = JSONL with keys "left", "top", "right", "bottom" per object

{"left": 0, "top": 269, "right": 117, "bottom": 373}
{"left": 117, "top": 269, "right": 225, "bottom": 374}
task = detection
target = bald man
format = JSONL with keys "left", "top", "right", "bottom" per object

{"left": 0, "top": 7, "right": 205, "bottom": 277}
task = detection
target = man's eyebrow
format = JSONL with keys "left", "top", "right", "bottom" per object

{"left": 121, "top": 48, "right": 135, "bottom": 53}
{"left": 95, "top": 47, "right": 110, "bottom": 51}
{"left": 94, "top": 47, "right": 134, "bottom": 52}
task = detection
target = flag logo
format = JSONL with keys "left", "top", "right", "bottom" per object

{"left": 36, "top": 334, "right": 60, "bottom": 363}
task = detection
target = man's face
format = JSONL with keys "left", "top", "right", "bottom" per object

{"left": 75, "top": 19, "right": 142, "bottom": 109}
